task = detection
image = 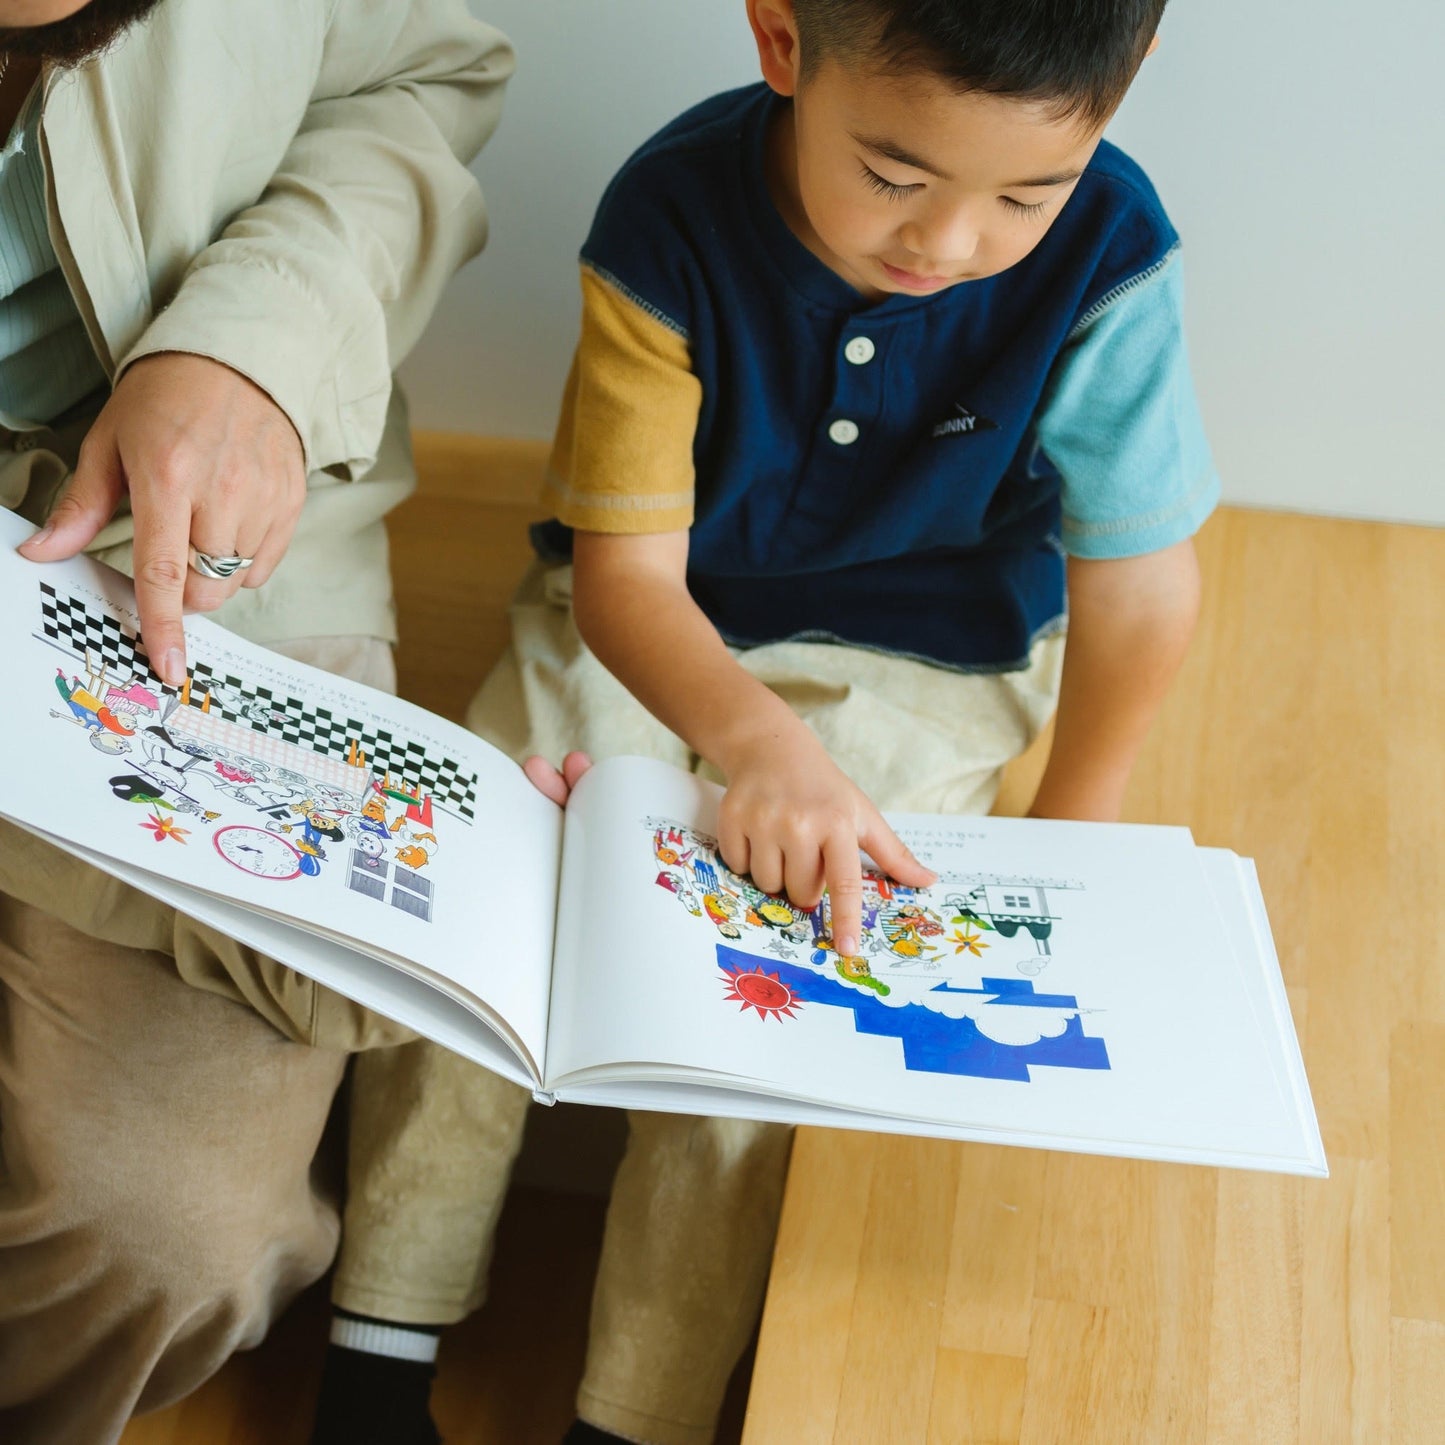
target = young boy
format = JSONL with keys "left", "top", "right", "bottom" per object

{"left": 332, "top": 4, "right": 1215, "bottom": 1444}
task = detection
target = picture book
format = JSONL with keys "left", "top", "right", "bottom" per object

{"left": 0, "top": 510, "right": 1326, "bottom": 1177}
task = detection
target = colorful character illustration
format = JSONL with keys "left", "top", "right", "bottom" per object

{"left": 833, "top": 951, "right": 891, "bottom": 996}
{"left": 357, "top": 791, "right": 392, "bottom": 837}
{"left": 702, "top": 890, "right": 742, "bottom": 939}
{"left": 270, "top": 800, "right": 346, "bottom": 877}
{"left": 391, "top": 823, "right": 439, "bottom": 872}
{"left": 655, "top": 869, "right": 703, "bottom": 917}
{"left": 104, "top": 680, "right": 161, "bottom": 725}
{"left": 879, "top": 902, "right": 946, "bottom": 960}
{"left": 200, "top": 755, "right": 309, "bottom": 819}
{"left": 355, "top": 832, "right": 387, "bottom": 869}
{"left": 52, "top": 669, "right": 133, "bottom": 734}
{"left": 642, "top": 820, "right": 1084, "bottom": 1016}
{"left": 654, "top": 827, "right": 694, "bottom": 867}
{"left": 742, "top": 893, "right": 812, "bottom": 944}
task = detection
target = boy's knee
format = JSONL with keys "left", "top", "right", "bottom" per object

{"left": 624, "top": 1112, "right": 794, "bottom": 1195}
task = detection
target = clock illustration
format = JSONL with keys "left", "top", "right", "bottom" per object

{"left": 213, "top": 825, "right": 305, "bottom": 880}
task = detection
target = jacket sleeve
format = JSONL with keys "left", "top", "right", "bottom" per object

{"left": 119, "top": 0, "right": 515, "bottom": 477}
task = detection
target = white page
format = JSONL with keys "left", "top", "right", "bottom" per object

{"left": 1196, "top": 850, "right": 1294, "bottom": 1114}
{"left": 545, "top": 756, "right": 1313, "bottom": 1168}
{"left": 0, "top": 512, "right": 562, "bottom": 1077}
{"left": 562, "top": 855, "right": 1327, "bottom": 1176}
{"left": 1234, "top": 853, "right": 1325, "bottom": 1166}
{"left": 554, "top": 1078, "right": 1327, "bottom": 1176}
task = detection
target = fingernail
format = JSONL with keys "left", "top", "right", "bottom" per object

{"left": 839, "top": 934, "right": 858, "bottom": 956}
{"left": 160, "top": 648, "right": 186, "bottom": 686}
{"left": 18, "top": 524, "right": 52, "bottom": 551}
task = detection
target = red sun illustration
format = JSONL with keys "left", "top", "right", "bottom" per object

{"left": 720, "top": 963, "right": 802, "bottom": 1021}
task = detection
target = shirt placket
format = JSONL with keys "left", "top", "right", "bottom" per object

{"left": 781, "top": 316, "right": 891, "bottom": 554}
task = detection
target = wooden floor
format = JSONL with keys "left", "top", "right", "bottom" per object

{"left": 122, "top": 436, "right": 1444, "bottom": 1443}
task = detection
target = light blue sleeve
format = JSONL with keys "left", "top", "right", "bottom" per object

{"left": 1035, "top": 249, "right": 1219, "bottom": 559}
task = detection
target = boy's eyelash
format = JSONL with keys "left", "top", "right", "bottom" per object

{"left": 859, "top": 163, "right": 918, "bottom": 200}
{"left": 1001, "top": 195, "right": 1051, "bottom": 218}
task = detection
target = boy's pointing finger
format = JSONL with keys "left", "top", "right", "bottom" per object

{"left": 824, "top": 828, "right": 864, "bottom": 958}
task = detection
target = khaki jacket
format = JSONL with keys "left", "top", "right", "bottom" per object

{"left": 1, "top": 0, "right": 513, "bottom": 642}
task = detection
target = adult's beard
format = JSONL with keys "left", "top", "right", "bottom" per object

{"left": 0, "top": 0, "right": 164, "bottom": 67}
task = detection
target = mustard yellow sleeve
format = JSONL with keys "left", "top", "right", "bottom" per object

{"left": 543, "top": 265, "right": 701, "bottom": 534}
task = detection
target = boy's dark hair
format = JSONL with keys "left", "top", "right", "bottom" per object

{"left": 792, "top": 0, "right": 1168, "bottom": 126}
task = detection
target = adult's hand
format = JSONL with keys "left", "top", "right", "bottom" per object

{"left": 17, "top": 353, "right": 307, "bottom": 686}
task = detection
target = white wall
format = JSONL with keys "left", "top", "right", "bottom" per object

{"left": 399, "top": 1, "right": 1445, "bottom": 526}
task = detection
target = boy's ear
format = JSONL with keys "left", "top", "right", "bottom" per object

{"left": 748, "top": 0, "right": 804, "bottom": 98}
{"left": 1145, "top": 32, "right": 1161, "bottom": 58}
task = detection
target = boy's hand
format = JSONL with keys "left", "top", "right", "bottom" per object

{"left": 522, "top": 751, "right": 593, "bottom": 806}
{"left": 563, "top": 530, "right": 932, "bottom": 951}
{"left": 716, "top": 721, "right": 936, "bottom": 957}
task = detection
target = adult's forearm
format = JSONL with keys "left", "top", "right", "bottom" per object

{"left": 120, "top": 2, "right": 515, "bottom": 478}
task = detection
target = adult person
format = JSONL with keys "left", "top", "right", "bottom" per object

{"left": 0, "top": 2, "right": 515, "bottom": 1440}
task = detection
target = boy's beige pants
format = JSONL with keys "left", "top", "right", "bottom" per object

{"left": 0, "top": 570, "right": 1062, "bottom": 1445}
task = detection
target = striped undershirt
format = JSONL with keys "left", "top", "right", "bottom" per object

{"left": 0, "top": 87, "right": 107, "bottom": 429}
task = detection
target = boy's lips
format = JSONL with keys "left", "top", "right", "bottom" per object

{"left": 879, "top": 259, "right": 957, "bottom": 291}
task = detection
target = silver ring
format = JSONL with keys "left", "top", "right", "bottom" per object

{"left": 189, "top": 548, "right": 255, "bottom": 581}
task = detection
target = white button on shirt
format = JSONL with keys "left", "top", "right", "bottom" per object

{"left": 828, "top": 418, "right": 860, "bottom": 445}
{"left": 844, "top": 336, "right": 875, "bottom": 365}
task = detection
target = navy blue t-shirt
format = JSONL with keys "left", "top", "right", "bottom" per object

{"left": 538, "top": 84, "right": 1215, "bottom": 672}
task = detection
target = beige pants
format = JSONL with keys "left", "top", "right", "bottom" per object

{"left": 453, "top": 565, "right": 1065, "bottom": 1445}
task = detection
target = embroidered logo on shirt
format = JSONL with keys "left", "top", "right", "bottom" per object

{"left": 931, "top": 403, "right": 998, "bottom": 438}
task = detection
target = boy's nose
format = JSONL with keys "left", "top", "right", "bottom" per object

{"left": 900, "top": 209, "right": 980, "bottom": 271}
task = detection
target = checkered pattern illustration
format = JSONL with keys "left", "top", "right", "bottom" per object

{"left": 36, "top": 582, "right": 478, "bottom": 820}
{"left": 39, "top": 581, "right": 152, "bottom": 679}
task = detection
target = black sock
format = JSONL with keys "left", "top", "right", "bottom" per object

{"left": 310, "top": 1310, "right": 443, "bottom": 1445}
{"left": 561, "top": 1421, "right": 641, "bottom": 1445}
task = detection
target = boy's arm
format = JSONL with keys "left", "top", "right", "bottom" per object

{"left": 1028, "top": 538, "right": 1201, "bottom": 821}
{"left": 571, "top": 529, "right": 934, "bottom": 955}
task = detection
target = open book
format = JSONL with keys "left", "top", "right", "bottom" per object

{"left": 0, "top": 509, "right": 1325, "bottom": 1176}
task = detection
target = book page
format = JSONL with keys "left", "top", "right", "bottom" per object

{"left": 545, "top": 756, "right": 1312, "bottom": 1168}
{"left": 0, "top": 512, "right": 561, "bottom": 1079}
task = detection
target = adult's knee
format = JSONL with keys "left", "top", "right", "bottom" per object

{"left": 17, "top": 1109, "right": 336, "bottom": 1319}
